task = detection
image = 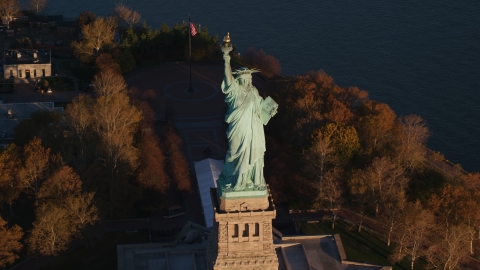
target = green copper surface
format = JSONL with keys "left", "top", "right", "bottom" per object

{"left": 217, "top": 34, "right": 277, "bottom": 198}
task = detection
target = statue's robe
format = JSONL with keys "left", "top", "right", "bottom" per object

{"left": 218, "top": 78, "right": 266, "bottom": 190}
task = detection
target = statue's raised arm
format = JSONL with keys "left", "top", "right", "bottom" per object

{"left": 221, "top": 32, "right": 234, "bottom": 85}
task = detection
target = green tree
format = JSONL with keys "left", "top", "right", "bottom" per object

{"left": 320, "top": 123, "right": 360, "bottom": 163}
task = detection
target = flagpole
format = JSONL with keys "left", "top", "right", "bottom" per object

{"left": 188, "top": 15, "right": 193, "bottom": 92}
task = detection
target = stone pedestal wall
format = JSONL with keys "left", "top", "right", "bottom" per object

{"left": 207, "top": 190, "right": 279, "bottom": 270}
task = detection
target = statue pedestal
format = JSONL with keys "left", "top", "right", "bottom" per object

{"left": 217, "top": 187, "right": 269, "bottom": 212}
{"left": 206, "top": 187, "right": 279, "bottom": 270}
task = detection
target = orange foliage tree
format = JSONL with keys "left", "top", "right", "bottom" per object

{"left": 165, "top": 126, "right": 191, "bottom": 192}
{"left": 0, "top": 217, "right": 23, "bottom": 268}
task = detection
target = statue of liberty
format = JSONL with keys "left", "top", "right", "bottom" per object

{"left": 217, "top": 33, "right": 278, "bottom": 193}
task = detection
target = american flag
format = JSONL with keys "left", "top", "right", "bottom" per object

{"left": 190, "top": 21, "right": 197, "bottom": 36}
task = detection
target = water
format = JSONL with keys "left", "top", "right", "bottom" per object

{"left": 38, "top": 0, "right": 480, "bottom": 171}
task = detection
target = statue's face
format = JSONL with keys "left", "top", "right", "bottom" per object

{"left": 238, "top": 75, "right": 252, "bottom": 87}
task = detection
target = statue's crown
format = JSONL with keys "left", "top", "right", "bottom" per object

{"left": 233, "top": 67, "right": 260, "bottom": 75}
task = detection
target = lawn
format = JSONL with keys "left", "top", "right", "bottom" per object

{"left": 297, "top": 219, "right": 428, "bottom": 270}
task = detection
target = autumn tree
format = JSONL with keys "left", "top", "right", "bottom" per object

{"left": 391, "top": 201, "right": 435, "bottom": 270}
{"left": 65, "top": 192, "right": 98, "bottom": 249}
{"left": 165, "top": 126, "right": 191, "bottom": 192}
{"left": 356, "top": 100, "right": 396, "bottom": 156}
{"left": 28, "top": 0, "right": 47, "bottom": 14}
{"left": 71, "top": 16, "right": 117, "bottom": 63}
{"left": 95, "top": 53, "right": 121, "bottom": 74}
{"left": 18, "top": 137, "right": 50, "bottom": 203}
{"left": 0, "top": 217, "right": 23, "bottom": 268}
{"left": 397, "top": 114, "right": 430, "bottom": 171}
{"left": 28, "top": 204, "right": 74, "bottom": 256}
{"left": 0, "top": 143, "right": 25, "bottom": 216}
{"left": 93, "top": 91, "right": 142, "bottom": 214}
{"left": 137, "top": 133, "right": 168, "bottom": 193}
{"left": 64, "top": 94, "right": 95, "bottom": 167}
{"left": 0, "top": 0, "right": 20, "bottom": 29}
{"left": 428, "top": 184, "right": 465, "bottom": 234}
{"left": 38, "top": 166, "right": 82, "bottom": 203}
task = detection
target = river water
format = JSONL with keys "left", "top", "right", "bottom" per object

{"left": 38, "top": 0, "right": 480, "bottom": 171}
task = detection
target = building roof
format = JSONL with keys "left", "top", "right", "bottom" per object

{"left": 3, "top": 49, "right": 51, "bottom": 66}
{"left": 193, "top": 158, "right": 223, "bottom": 228}
{"left": 274, "top": 235, "right": 386, "bottom": 270}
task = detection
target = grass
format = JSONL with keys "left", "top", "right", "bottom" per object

{"left": 297, "top": 219, "right": 428, "bottom": 270}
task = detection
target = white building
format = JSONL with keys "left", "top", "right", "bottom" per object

{"left": 3, "top": 49, "right": 52, "bottom": 79}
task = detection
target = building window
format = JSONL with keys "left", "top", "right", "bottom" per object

{"left": 253, "top": 223, "right": 260, "bottom": 237}
{"left": 42, "top": 69, "right": 45, "bottom": 77}
{"left": 18, "top": 70, "right": 22, "bottom": 78}
{"left": 10, "top": 70, "right": 13, "bottom": 77}
{"left": 33, "top": 69, "right": 36, "bottom": 77}
{"left": 242, "top": 224, "right": 249, "bottom": 237}
{"left": 232, "top": 224, "right": 238, "bottom": 238}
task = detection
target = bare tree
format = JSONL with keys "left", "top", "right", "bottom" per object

{"left": 379, "top": 189, "right": 406, "bottom": 246}
{"left": 0, "top": 217, "right": 23, "bottom": 268}
{"left": 348, "top": 170, "right": 370, "bottom": 232}
{"left": 316, "top": 169, "right": 343, "bottom": 229}
{"left": 114, "top": 3, "right": 141, "bottom": 26}
{"left": 304, "top": 129, "right": 334, "bottom": 183}
{"left": 398, "top": 114, "right": 430, "bottom": 171}
{"left": 18, "top": 137, "right": 50, "bottom": 203}
{"left": 28, "top": 204, "right": 74, "bottom": 256}
{"left": 0, "top": 0, "right": 20, "bottom": 29}
{"left": 92, "top": 69, "right": 127, "bottom": 96}
{"left": 391, "top": 201, "right": 435, "bottom": 270}
{"left": 363, "top": 157, "right": 407, "bottom": 216}
{"left": 71, "top": 16, "right": 117, "bottom": 62}
{"left": 427, "top": 224, "right": 470, "bottom": 270}
{"left": 28, "top": 0, "right": 47, "bottom": 14}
